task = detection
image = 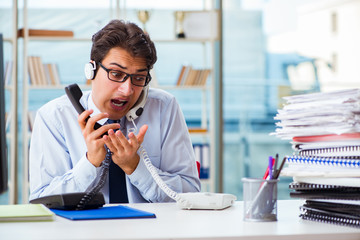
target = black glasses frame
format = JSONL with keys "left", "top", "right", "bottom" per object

{"left": 98, "top": 62, "right": 151, "bottom": 87}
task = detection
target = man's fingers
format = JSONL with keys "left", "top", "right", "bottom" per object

{"left": 136, "top": 124, "right": 148, "bottom": 144}
{"left": 78, "top": 109, "right": 93, "bottom": 129}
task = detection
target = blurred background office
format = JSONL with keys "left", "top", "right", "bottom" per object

{"left": 1, "top": 0, "right": 359, "bottom": 204}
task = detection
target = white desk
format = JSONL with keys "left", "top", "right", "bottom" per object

{"left": 1, "top": 200, "right": 360, "bottom": 240}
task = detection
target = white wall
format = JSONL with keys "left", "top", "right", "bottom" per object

{"left": 297, "top": 0, "right": 360, "bottom": 91}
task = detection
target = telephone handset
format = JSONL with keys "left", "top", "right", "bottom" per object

{"left": 65, "top": 83, "right": 103, "bottom": 131}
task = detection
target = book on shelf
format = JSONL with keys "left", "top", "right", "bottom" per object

{"left": 188, "top": 127, "right": 207, "bottom": 133}
{"left": 0, "top": 204, "right": 54, "bottom": 222}
{"left": 18, "top": 28, "right": 74, "bottom": 38}
{"left": 28, "top": 56, "right": 61, "bottom": 86}
{"left": 176, "top": 65, "right": 211, "bottom": 86}
{"left": 193, "top": 143, "right": 210, "bottom": 179}
{"left": 176, "top": 65, "right": 188, "bottom": 86}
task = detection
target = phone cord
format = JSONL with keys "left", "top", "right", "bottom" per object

{"left": 76, "top": 146, "right": 112, "bottom": 210}
{"left": 129, "top": 120, "right": 185, "bottom": 204}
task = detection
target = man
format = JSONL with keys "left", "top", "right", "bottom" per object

{"left": 29, "top": 19, "right": 201, "bottom": 203}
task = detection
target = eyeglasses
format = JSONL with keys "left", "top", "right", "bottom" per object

{"left": 98, "top": 62, "right": 151, "bottom": 87}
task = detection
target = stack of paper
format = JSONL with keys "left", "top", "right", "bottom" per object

{"left": 272, "top": 88, "right": 360, "bottom": 227}
{"left": 0, "top": 204, "right": 54, "bottom": 222}
{"left": 273, "top": 88, "right": 360, "bottom": 140}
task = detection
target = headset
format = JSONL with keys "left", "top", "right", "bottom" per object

{"left": 84, "top": 60, "right": 97, "bottom": 80}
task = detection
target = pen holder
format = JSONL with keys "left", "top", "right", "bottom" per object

{"left": 242, "top": 178, "right": 279, "bottom": 222}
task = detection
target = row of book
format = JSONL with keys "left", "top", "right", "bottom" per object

{"left": 273, "top": 88, "right": 360, "bottom": 228}
{"left": 176, "top": 65, "right": 211, "bottom": 86}
{"left": 28, "top": 56, "right": 61, "bottom": 86}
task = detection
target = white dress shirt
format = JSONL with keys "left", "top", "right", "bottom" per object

{"left": 29, "top": 87, "right": 201, "bottom": 203}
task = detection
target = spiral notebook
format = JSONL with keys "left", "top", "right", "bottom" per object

{"left": 298, "top": 145, "right": 360, "bottom": 157}
{"left": 289, "top": 182, "right": 360, "bottom": 191}
{"left": 286, "top": 155, "right": 360, "bottom": 167}
{"left": 281, "top": 155, "right": 360, "bottom": 178}
{"left": 300, "top": 200, "right": 360, "bottom": 228}
{"left": 293, "top": 176, "right": 360, "bottom": 187}
{"left": 289, "top": 182, "right": 360, "bottom": 200}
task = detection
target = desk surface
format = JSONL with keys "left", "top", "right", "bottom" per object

{"left": 1, "top": 200, "right": 360, "bottom": 240}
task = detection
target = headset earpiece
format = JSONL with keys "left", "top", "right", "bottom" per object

{"left": 84, "top": 61, "right": 97, "bottom": 80}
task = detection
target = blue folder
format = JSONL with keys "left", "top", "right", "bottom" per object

{"left": 51, "top": 205, "right": 156, "bottom": 220}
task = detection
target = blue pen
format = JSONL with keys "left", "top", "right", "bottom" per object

{"left": 268, "top": 156, "right": 273, "bottom": 179}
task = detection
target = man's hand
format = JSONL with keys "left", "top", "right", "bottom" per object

{"left": 78, "top": 109, "right": 120, "bottom": 167}
{"left": 103, "top": 124, "right": 148, "bottom": 175}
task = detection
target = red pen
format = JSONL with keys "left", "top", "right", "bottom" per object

{"left": 262, "top": 166, "right": 270, "bottom": 180}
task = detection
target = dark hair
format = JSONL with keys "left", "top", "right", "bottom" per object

{"left": 90, "top": 19, "right": 157, "bottom": 70}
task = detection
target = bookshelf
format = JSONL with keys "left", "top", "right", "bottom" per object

{"left": 18, "top": 1, "right": 220, "bottom": 202}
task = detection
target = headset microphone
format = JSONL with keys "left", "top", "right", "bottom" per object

{"left": 125, "top": 85, "right": 149, "bottom": 121}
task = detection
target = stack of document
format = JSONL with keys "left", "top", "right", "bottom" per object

{"left": 273, "top": 88, "right": 360, "bottom": 140}
{"left": 272, "top": 88, "right": 360, "bottom": 227}
{"left": 0, "top": 204, "right": 54, "bottom": 222}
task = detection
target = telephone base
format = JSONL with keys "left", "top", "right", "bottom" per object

{"left": 30, "top": 192, "right": 105, "bottom": 210}
{"left": 177, "top": 192, "right": 237, "bottom": 210}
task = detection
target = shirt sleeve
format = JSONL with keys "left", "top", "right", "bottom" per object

{"left": 127, "top": 92, "right": 201, "bottom": 202}
{"left": 29, "top": 99, "right": 97, "bottom": 201}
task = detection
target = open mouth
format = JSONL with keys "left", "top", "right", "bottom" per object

{"left": 111, "top": 99, "right": 128, "bottom": 107}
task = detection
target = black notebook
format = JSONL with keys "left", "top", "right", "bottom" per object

{"left": 300, "top": 200, "right": 360, "bottom": 228}
{"left": 289, "top": 182, "right": 360, "bottom": 200}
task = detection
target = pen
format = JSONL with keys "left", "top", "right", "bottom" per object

{"left": 274, "top": 157, "right": 286, "bottom": 179}
{"left": 274, "top": 154, "right": 279, "bottom": 173}
{"left": 262, "top": 166, "right": 269, "bottom": 180}
{"left": 268, "top": 156, "right": 273, "bottom": 179}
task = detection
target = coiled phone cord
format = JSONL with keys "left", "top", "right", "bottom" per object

{"left": 76, "top": 146, "right": 112, "bottom": 210}
{"left": 129, "top": 119, "right": 185, "bottom": 204}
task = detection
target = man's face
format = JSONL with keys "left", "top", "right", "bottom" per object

{"left": 92, "top": 47, "right": 148, "bottom": 120}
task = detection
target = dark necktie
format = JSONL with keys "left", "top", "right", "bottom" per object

{"left": 107, "top": 118, "right": 129, "bottom": 203}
